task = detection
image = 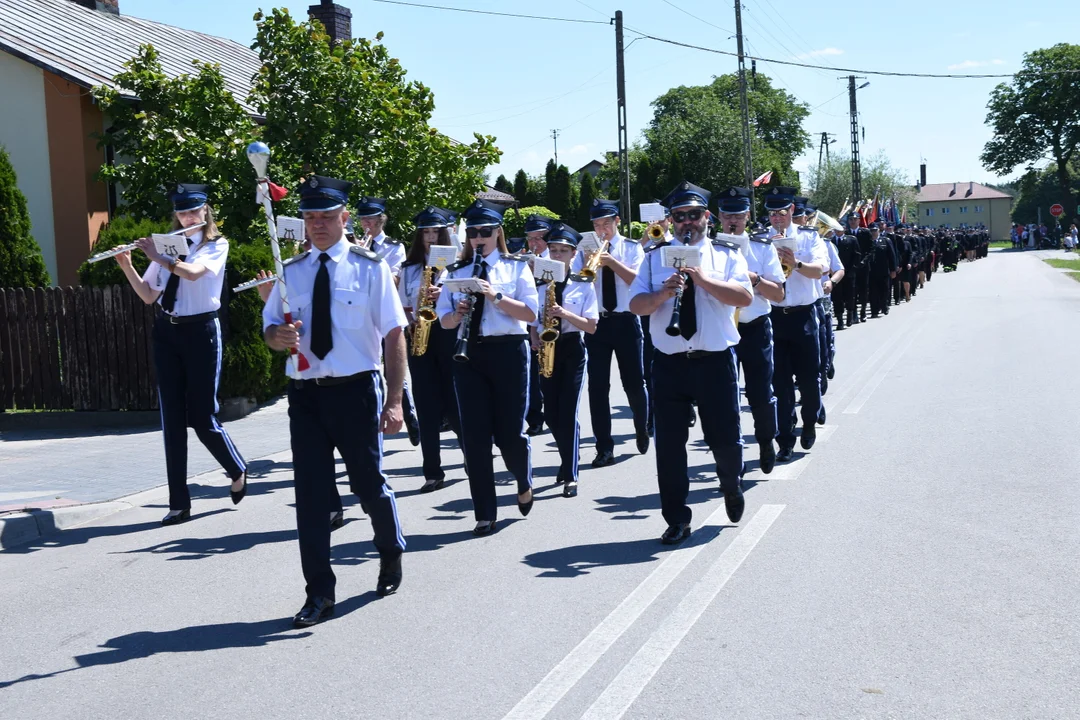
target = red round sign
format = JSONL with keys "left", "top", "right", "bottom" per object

{"left": 1050, "top": 204, "right": 1064, "bottom": 217}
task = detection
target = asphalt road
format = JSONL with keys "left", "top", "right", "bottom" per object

{"left": 3, "top": 249, "right": 1079, "bottom": 719}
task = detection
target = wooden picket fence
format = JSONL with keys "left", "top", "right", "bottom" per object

{"left": 0, "top": 286, "right": 160, "bottom": 412}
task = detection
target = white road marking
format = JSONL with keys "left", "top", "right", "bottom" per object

{"left": 746, "top": 454, "right": 811, "bottom": 481}
{"left": 579, "top": 505, "right": 786, "bottom": 720}
{"left": 501, "top": 502, "right": 736, "bottom": 720}
{"left": 843, "top": 320, "right": 926, "bottom": 414}
{"left": 827, "top": 316, "right": 917, "bottom": 410}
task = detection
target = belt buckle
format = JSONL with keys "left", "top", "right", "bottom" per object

{"left": 168, "top": 314, "right": 180, "bottom": 325}
{"left": 314, "top": 377, "right": 328, "bottom": 386}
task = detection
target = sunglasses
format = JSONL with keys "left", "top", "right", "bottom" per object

{"left": 671, "top": 208, "right": 705, "bottom": 223}
{"left": 465, "top": 227, "right": 497, "bottom": 239}
{"left": 768, "top": 209, "right": 789, "bottom": 216}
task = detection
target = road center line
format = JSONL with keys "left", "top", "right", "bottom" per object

{"left": 580, "top": 505, "right": 786, "bottom": 720}
{"left": 843, "top": 319, "right": 926, "bottom": 414}
{"left": 501, "top": 502, "right": 736, "bottom": 720}
{"left": 826, "top": 315, "right": 917, "bottom": 410}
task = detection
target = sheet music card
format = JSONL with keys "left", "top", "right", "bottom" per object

{"left": 717, "top": 232, "right": 749, "bottom": 256}
{"left": 151, "top": 234, "right": 186, "bottom": 259}
{"left": 639, "top": 202, "right": 666, "bottom": 224}
{"left": 772, "top": 237, "right": 798, "bottom": 255}
{"left": 661, "top": 245, "right": 702, "bottom": 268}
{"left": 532, "top": 257, "right": 567, "bottom": 283}
{"left": 276, "top": 216, "right": 305, "bottom": 243}
{"left": 578, "top": 231, "right": 602, "bottom": 256}
{"left": 427, "top": 245, "right": 458, "bottom": 270}
{"left": 442, "top": 278, "right": 484, "bottom": 295}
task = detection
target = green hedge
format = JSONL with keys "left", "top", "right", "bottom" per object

{"left": 78, "top": 216, "right": 171, "bottom": 287}
{"left": 502, "top": 205, "right": 561, "bottom": 239}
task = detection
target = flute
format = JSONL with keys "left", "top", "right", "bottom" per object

{"left": 233, "top": 274, "right": 277, "bottom": 293}
{"left": 87, "top": 223, "right": 207, "bottom": 263}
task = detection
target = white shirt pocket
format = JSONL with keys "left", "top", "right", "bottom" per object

{"left": 333, "top": 288, "right": 368, "bottom": 329}
{"left": 289, "top": 292, "right": 311, "bottom": 317}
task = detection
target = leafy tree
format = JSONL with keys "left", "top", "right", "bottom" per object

{"left": 1010, "top": 163, "right": 1078, "bottom": 225}
{"left": 493, "top": 174, "right": 514, "bottom": 196}
{"left": 502, "top": 205, "right": 560, "bottom": 239}
{"left": 659, "top": 148, "right": 686, "bottom": 198}
{"left": 0, "top": 145, "right": 50, "bottom": 287}
{"left": 630, "top": 153, "right": 656, "bottom": 214}
{"left": 548, "top": 164, "right": 574, "bottom": 221}
{"left": 981, "top": 44, "right": 1080, "bottom": 220}
{"left": 577, "top": 172, "right": 598, "bottom": 229}
{"left": 513, "top": 169, "right": 529, "bottom": 204}
{"left": 807, "top": 152, "right": 916, "bottom": 221}
{"left": 78, "top": 216, "right": 170, "bottom": 287}
{"left": 543, "top": 159, "right": 557, "bottom": 207}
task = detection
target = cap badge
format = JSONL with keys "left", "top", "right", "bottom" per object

{"left": 682, "top": 182, "right": 689, "bottom": 190}
{"left": 729, "top": 189, "right": 736, "bottom": 196}
{"left": 593, "top": 199, "right": 599, "bottom": 206}
{"left": 177, "top": 185, "right": 185, "bottom": 194}
{"left": 309, "top": 178, "right": 319, "bottom": 189}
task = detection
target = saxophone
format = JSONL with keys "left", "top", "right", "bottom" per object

{"left": 411, "top": 265, "right": 437, "bottom": 357}
{"left": 537, "top": 278, "right": 560, "bottom": 378}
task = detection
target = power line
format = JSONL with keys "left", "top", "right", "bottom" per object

{"left": 369, "top": 0, "right": 608, "bottom": 25}
{"left": 656, "top": 0, "right": 735, "bottom": 35}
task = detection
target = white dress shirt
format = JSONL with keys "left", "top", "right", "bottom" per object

{"left": 740, "top": 233, "right": 785, "bottom": 323}
{"left": 370, "top": 231, "right": 406, "bottom": 278}
{"left": 436, "top": 249, "right": 540, "bottom": 337}
{"left": 630, "top": 237, "right": 751, "bottom": 353}
{"left": 819, "top": 238, "right": 845, "bottom": 294}
{"left": 773, "top": 225, "right": 829, "bottom": 307}
{"left": 397, "top": 259, "right": 447, "bottom": 312}
{"left": 142, "top": 231, "right": 228, "bottom": 317}
{"left": 534, "top": 278, "right": 599, "bottom": 335}
{"left": 597, "top": 233, "right": 644, "bottom": 313}
{"left": 263, "top": 237, "right": 406, "bottom": 379}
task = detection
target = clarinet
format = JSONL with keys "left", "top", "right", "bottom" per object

{"left": 665, "top": 231, "right": 693, "bottom": 337}
{"left": 452, "top": 250, "right": 485, "bottom": 363}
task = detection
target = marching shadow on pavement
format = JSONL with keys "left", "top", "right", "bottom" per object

{"left": 0, "top": 593, "right": 382, "bottom": 691}
{"left": 1, "top": 508, "right": 233, "bottom": 555}
{"left": 332, "top": 521, "right": 524, "bottom": 566}
{"left": 116, "top": 527, "right": 299, "bottom": 561}
{"left": 522, "top": 522, "right": 734, "bottom": 578}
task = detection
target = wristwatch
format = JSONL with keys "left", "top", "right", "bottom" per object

{"left": 492, "top": 292, "right": 504, "bottom": 305}
{"left": 796, "top": 260, "right": 804, "bottom": 270}
{"left": 750, "top": 274, "right": 761, "bottom": 288}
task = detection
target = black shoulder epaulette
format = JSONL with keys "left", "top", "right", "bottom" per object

{"left": 445, "top": 259, "right": 471, "bottom": 273}
{"left": 645, "top": 241, "right": 669, "bottom": 253}
{"left": 349, "top": 245, "right": 380, "bottom": 262}
{"left": 282, "top": 251, "right": 309, "bottom": 267}
{"left": 568, "top": 273, "right": 592, "bottom": 283}
{"left": 750, "top": 235, "right": 772, "bottom": 245}
{"left": 712, "top": 238, "right": 740, "bottom": 251}
{"left": 207, "top": 235, "right": 225, "bottom": 243}
{"left": 383, "top": 236, "right": 402, "bottom": 246}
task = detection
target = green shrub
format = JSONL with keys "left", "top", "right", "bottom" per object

{"left": 502, "top": 205, "right": 561, "bottom": 239}
{"left": 0, "top": 145, "right": 50, "bottom": 287}
{"left": 220, "top": 241, "right": 287, "bottom": 401}
{"left": 628, "top": 221, "right": 647, "bottom": 240}
{"left": 78, "top": 216, "right": 171, "bottom": 287}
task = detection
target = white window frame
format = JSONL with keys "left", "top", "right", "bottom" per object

{"left": 942, "top": 207, "right": 951, "bottom": 215}
{"left": 926, "top": 208, "right": 934, "bottom": 217}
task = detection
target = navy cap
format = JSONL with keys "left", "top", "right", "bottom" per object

{"left": 792, "top": 196, "right": 809, "bottom": 217}
{"left": 716, "top": 187, "right": 752, "bottom": 214}
{"left": 546, "top": 222, "right": 582, "bottom": 248}
{"left": 804, "top": 203, "right": 817, "bottom": 215}
{"left": 438, "top": 207, "right": 458, "bottom": 226}
{"left": 663, "top": 181, "right": 711, "bottom": 210}
{"left": 524, "top": 214, "right": 556, "bottom": 234}
{"left": 462, "top": 198, "right": 505, "bottom": 228}
{"left": 298, "top": 175, "right": 352, "bottom": 212}
{"left": 355, "top": 196, "right": 387, "bottom": 217}
{"left": 764, "top": 186, "right": 797, "bottom": 211}
{"left": 169, "top": 183, "right": 209, "bottom": 212}
{"left": 589, "top": 198, "right": 620, "bottom": 220}
{"left": 413, "top": 206, "right": 449, "bottom": 229}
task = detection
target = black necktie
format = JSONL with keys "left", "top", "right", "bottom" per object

{"left": 159, "top": 238, "right": 192, "bottom": 313}
{"left": 601, "top": 265, "right": 617, "bottom": 312}
{"left": 554, "top": 279, "right": 566, "bottom": 307}
{"left": 679, "top": 274, "right": 697, "bottom": 340}
{"left": 468, "top": 261, "right": 488, "bottom": 341}
{"left": 310, "top": 253, "right": 333, "bottom": 360}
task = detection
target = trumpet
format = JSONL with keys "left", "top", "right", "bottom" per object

{"left": 411, "top": 265, "right": 438, "bottom": 357}
{"left": 579, "top": 237, "right": 610, "bottom": 281}
{"left": 648, "top": 224, "right": 664, "bottom": 240}
{"left": 87, "top": 223, "right": 207, "bottom": 263}
{"left": 537, "top": 272, "right": 560, "bottom": 378}
{"left": 452, "top": 253, "right": 485, "bottom": 363}
{"left": 665, "top": 231, "right": 693, "bottom": 337}
{"left": 233, "top": 274, "right": 277, "bottom": 293}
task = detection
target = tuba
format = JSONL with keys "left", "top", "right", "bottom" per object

{"left": 537, "top": 274, "right": 560, "bottom": 378}
{"left": 579, "top": 237, "right": 610, "bottom": 281}
{"left": 411, "top": 265, "right": 438, "bottom": 357}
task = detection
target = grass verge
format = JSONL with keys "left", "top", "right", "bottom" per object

{"left": 1067, "top": 272, "right": 1080, "bottom": 284}
{"left": 989, "top": 240, "right": 1011, "bottom": 249}
{"left": 1043, "top": 258, "right": 1080, "bottom": 270}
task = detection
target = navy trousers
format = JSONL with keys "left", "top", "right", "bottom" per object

{"left": 770, "top": 305, "right": 821, "bottom": 450}
{"left": 452, "top": 338, "right": 533, "bottom": 522}
{"left": 653, "top": 348, "right": 743, "bottom": 527}
{"left": 152, "top": 315, "right": 246, "bottom": 511}
{"left": 641, "top": 315, "right": 656, "bottom": 433}
{"left": 734, "top": 316, "right": 777, "bottom": 446}
{"left": 527, "top": 352, "right": 544, "bottom": 429}
{"left": 539, "top": 333, "right": 587, "bottom": 483}
{"left": 288, "top": 372, "right": 405, "bottom": 601}
{"left": 407, "top": 323, "right": 462, "bottom": 481}
{"left": 815, "top": 300, "right": 832, "bottom": 389}
{"left": 586, "top": 313, "right": 649, "bottom": 454}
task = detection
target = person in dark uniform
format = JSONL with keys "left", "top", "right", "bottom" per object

{"left": 766, "top": 187, "right": 829, "bottom": 462}
{"left": 264, "top": 175, "right": 408, "bottom": 627}
{"left": 523, "top": 214, "right": 556, "bottom": 436}
{"left": 116, "top": 183, "right": 247, "bottom": 526}
{"left": 437, "top": 200, "right": 539, "bottom": 536}
{"left": 586, "top": 199, "right": 650, "bottom": 466}
{"left": 398, "top": 206, "right": 464, "bottom": 493}
{"left": 630, "top": 181, "right": 753, "bottom": 542}
{"left": 815, "top": 217, "right": 844, "bottom": 415}
{"left": 718, "top": 186, "right": 785, "bottom": 475}
{"left": 849, "top": 211, "right": 872, "bottom": 323}
{"left": 868, "top": 224, "right": 896, "bottom": 318}
{"left": 529, "top": 222, "right": 598, "bottom": 497}
{"left": 832, "top": 225, "right": 861, "bottom": 330}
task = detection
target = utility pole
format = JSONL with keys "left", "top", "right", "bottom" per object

{"left": 551, "top": 129, "right": 560, "bottom": 166}
{"left": 613, "top": 10, "right": 631, "bottom": 233}
{"left": 816, "top": 132, "right": 835, "bottom": 176}
{"left": 845, "top": 75, "right": 868, "bottom": 201}
{"left": 734, "top": 0, "right": 755, "bottom": 220}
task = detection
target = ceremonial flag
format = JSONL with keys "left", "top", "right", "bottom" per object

{"left": 752, "top": 170, "right": 773, "bottom": 187}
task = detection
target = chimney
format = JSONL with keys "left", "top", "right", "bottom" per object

{"left": 308, "top": 0, "right": 352, "bottom": 45}
{"left": 919, "top": 163, "right": 926, "bottom": 187}
{"left": 966, "top": 181, "right": 973, "bottom": 197}
{"left": 950, "top": 181, "right": 956, "bottom": 197}
{"left": 71, "top": 0, "right": 119, "bottom": 13}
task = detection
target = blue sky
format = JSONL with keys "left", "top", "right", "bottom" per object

{"left": 122, "top": 0, "right": 1073, "bottom": 191}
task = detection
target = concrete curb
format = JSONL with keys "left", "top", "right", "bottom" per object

{"left": 0, "top": 500, "right": 133, "bottom": 551}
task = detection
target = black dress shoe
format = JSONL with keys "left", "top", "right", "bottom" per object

{"left": 759, "top": 442, "right": 776, "bottom": 475}
{"left": 473, "top": 520, "right": 496, "bottom": 536}
{"left": 835, "top": 319, "right": 844, "bottom": 330}
{"left": 688, "top": 406, "right": 697, "bottom": 428}
{"left": 563, "top": 480, "right": 578, "bottom": 498}
{"left": 293, "top": 596, "right": 335, "bottom": 628}
{"left": 406, "top": 414, "right": 420, "bottom": 447}
{"left": 801, "top": 425, "right": 817, "bottom": 450}
{"left": 827, "top": 363, "right": 835, "bottom": 380}
{"left": 821, "top": 376, "right": 828, "bottom": 395}
{"left": 330, "top": 511, "right": 344, "bottom": 531}
{"left": 420, "top": 477, "right": 444, "bottom": 494}
{"left": 230, "top": 472, "right": 247, "bottom": 505}
{"left": 660, "top": 523, "right": 691, "bottom": 545}
{"left": 636, "top": 429, "right": 650, "bottom": 455}
{"left": 723, "top": 486, "right": 745, "bottom": 524}
{"left": 376, "top": 553, "right": 402, "bottom": 597}
{"left": 777, "top": 446, "right": 794, "bottom": 462}
{"left": 161, "top": 509, "right": 190, "bottom": 526}
{"left": 592, "top": 450, "right": 615, "bottom": 468}
{"left": 526, "top": 424, "right": 545, "bottom": 437}
{"left": 817, "top": 405, "right": 827, "bottom": 425}
{"left": 518, "top": 490, "right": 534, "bottom": 517}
